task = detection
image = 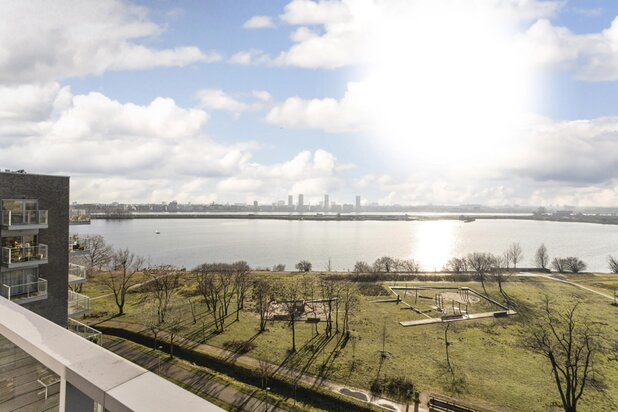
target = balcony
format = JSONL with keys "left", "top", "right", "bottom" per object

{"left": 69, "top": 235, "right": 91, "bottom": 256}
{"left": 1, "top": 244, "right": 48, "bottom": 268}
{"left": 68, "top": 263, "right": 87, "bottom": 285}
{"left": 68, "top": 290, "right": 90, "bottom": 317}
{"left": 67, "top": 318, "right": 102, "bottom": 345}
{"left": 0, "top": 298, "right": 222, "bottom": 411}
{"left": 1, "top": 209, "right": 48, "bottom": 230}
{"left": 0, "top": 278, "right": 47, "bottom": 304}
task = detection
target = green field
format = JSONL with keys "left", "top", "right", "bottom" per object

{"left": 81, "top": 272, "right": 618, "bottom": 411}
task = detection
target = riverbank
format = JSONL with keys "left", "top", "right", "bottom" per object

{"left": 90, "top": 212, "right": 618, "bottom": 225}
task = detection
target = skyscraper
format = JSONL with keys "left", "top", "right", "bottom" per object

{"left": 298, "top": 194, "right": 304, "bottom": 209}
{"left": 355, "top": 195, "right": 361, "bottom": 211}
{"left": 288, "top": 195, "right": 293, "bottom": 207}
{"left": 324, "top": 194, "right": 330, "bottom": 211}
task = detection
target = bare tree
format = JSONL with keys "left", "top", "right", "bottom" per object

{"left": 280, "top": 281, "right": 302, "bottom": 352}
{"left": 143, "top": 265, "right": 181, "bottom": 324}
{"left": 252, "top": 278, "right": 275, "bottom": 332}
{"left": 85, "top": 234, "right": 113, "bottom": 272}
{"left": 295, "top": 260, "right": 312, "bottom": 272}
{"left": 326, "top": 258, "right": 333, "bottom": 272}
{"left": 506, "top": 242, "right": 523, "bottom": 270}
{"left": 272, "top": 264, "right": 286, "bottom": 272}
{"left": 139, "top": 301, "right": 163, "bottom": 351}
{"left": 195, "top": 264, "right": 223, "bottom": 331}
{"left": 443, "top": 257, "right": 468, "bottom": 273}
{"left": 319, "top": 278, "right": 337, "bottom": 337}
{"left": 398, "top": 259, "right": 421, "bottom": 273}
{"left": 373, "top": 256, "right": 396, "bottom": 273}
{"left": 232, "top": 261, "right": 251, "bottom": 321}
{"left": 99, "top": 249, "right": 145, "bottom": 315}
{"left": 466, "top": 252, "right": 496, "bottom": 295}
{"left": 196, "top": 263, "right": 235, "bottom": 326}
{"left": 163, "top": 301, "right": 184, "bottom": 359}
{"left": 353, "top": 261, "right": 372, "bottom": 273}
{"left": 552, "top": 257, "right": 566, "bottom": 273}
{"left": 490, "top": 256, "right": 511, "bottom": 297}
{"left": 301, "top": 276, "right": 319, "bottom": 335}
{"left": 536, "top": 244, "right": 550, "bottom": 270}
{"left": 564, "top": 257, "right": 586, "bottom": 273}
{"left": 72, "top": 234, "right": 112, "bottom": 292}
{"left": 339, "top": 282, "right": 360, "bottom": 336}
{"left": 527, "top": 298, "right": 598, "bottom": 412}
{"left": 443, "top": 323, "right": 453, "bottom": 372}
{"left": 608, "top": 255, "right": 618, "bottom": 273}
{"left": 380, "top": 321, "right": 388, "bottom": 358}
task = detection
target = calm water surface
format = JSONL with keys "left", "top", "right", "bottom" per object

{"left": 71, "top": 219, "right": 618, "bottom": 272}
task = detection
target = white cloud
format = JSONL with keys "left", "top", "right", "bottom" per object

{"left": 0, "top": 0, "right": 216, "bottom": 84}
{"left": 228, "top": 49, "right": 272, "bottom": 65}
{"left": 265, "top": 82, "right": 368, "bottom": 133}
{"left": 271, "top": 0, "right": 561, "bottom": 69}
{"left": 519, "top": 16, "right": 618, "bottom": 81}
{"left": 195, "top": 89, "right": 273, "bottom": 116}
{"left": 242, "top": 15, "right": 276, "bottom": 29}
{"left": 196, "top": 89, "right": 250, "bottom": 113}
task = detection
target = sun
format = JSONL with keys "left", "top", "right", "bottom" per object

{"left": 362, "top": 1, "right": 538, "bottom": 173}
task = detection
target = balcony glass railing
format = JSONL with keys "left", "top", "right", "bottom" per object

{"left": 68, "top": 290, "right": 90, "bottom": 316}
{"left": 68, "top": 263, "right": 87, "bottom": 283}
{"left": 1, "top": 210, "right": 48, "bottom": 227}
{"left": 0, "top": 278, "right": 47, "bottom": 302}
{"left": 1, "top": 244, "right": 48, "bottom": 266}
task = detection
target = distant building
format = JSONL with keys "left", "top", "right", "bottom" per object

{"left": 288, "top": 195, "right": 293, "bottom": 207}
{"left": 355, "top": 195, "right": 361, "bottom": 211}
{"left": 168, "top": 200, "right": 178, "bottom": 212}
{"left": 324, "top": 194, "right": 330, "bottom": 211}
{"left": 298, "top": 194, "right": 304, "bottom": 209}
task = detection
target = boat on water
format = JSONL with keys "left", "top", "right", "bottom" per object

{"left": 155, "top": 230, "right": 161, "bottom": 234}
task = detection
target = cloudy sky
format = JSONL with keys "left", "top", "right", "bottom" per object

{"left": 2, "top": 0, "right": 618, "bottom": 206}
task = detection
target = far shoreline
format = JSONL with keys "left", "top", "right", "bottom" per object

{"left": 89, "top": 212, "right": 618, "bottom": 225}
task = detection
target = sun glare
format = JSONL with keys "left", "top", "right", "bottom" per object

{"left": 363, "top": 2, "right": 537, "bottom": 172}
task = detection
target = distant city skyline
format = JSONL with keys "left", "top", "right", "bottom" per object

{"left": 2, "top": 1, "right": 618, "bottom": 206}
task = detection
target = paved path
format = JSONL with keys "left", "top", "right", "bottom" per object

{"left": 516, "top": 272, "right": 615, "bottom": 301}
{"left": 98, "top": 320, "right": 415, "bottom": 412}
{"left": 104, "top": 336, "right": 285, "bottom": 412}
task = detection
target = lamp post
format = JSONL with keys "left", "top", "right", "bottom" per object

{"left": 264, "top": 387, "right": 270, "bottom": 411}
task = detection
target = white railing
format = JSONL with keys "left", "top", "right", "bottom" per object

{"left": 0, "top": 278, "right": 47, "bottom": 302}
{"left": 67, "top": 318, "right": 102, "bottom": 345}
{"left": 1, "top": 298, "right": 222, "bottom": 411}
{"left": 1, "top": 210, "right": 48, "bottom": 227}
{"left": 68, "top": 263, "right": 87, "bottom": 283}
{"left": 1, "top": 244, "right": 48, "bottom": 266}
{"left": 68, "top": 290, "right": 90, "bottom": 316}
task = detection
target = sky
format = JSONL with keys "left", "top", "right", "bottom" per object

{"left": 2, "top": 0, "right": 618, "bottom": 207}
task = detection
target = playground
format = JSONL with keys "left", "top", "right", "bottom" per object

{"left": 372, "top": 286, "right": 515, "bottom": 326}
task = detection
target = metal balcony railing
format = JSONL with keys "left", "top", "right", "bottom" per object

{"left": 0, "top": 278, "right": 47, "bottom": 302}
{"left": 1, "top": 244, "right": 48, "bottom": 267}
{"left": 1, "top": 210, "right": 48, "bottom": 227}
{"left": 68, "top": 290, "right": 90, "bottom": 317}
{"left": 68, "top": 263, "right": 87, "bottom": 284}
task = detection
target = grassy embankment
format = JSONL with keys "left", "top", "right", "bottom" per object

{"left": 80, "top": 271, "right": 618, "bottom": 412}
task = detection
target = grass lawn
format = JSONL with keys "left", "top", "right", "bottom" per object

{"left": 84, "top": 272, "right": 618, "bottom": 412}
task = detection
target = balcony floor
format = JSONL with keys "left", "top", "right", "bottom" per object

{"left": 0, "top": 334, "right": 60, "bottom": 412}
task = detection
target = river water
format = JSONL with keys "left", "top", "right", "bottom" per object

{"left": 70, "top": 218, "right": 618, "bottom": 272}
